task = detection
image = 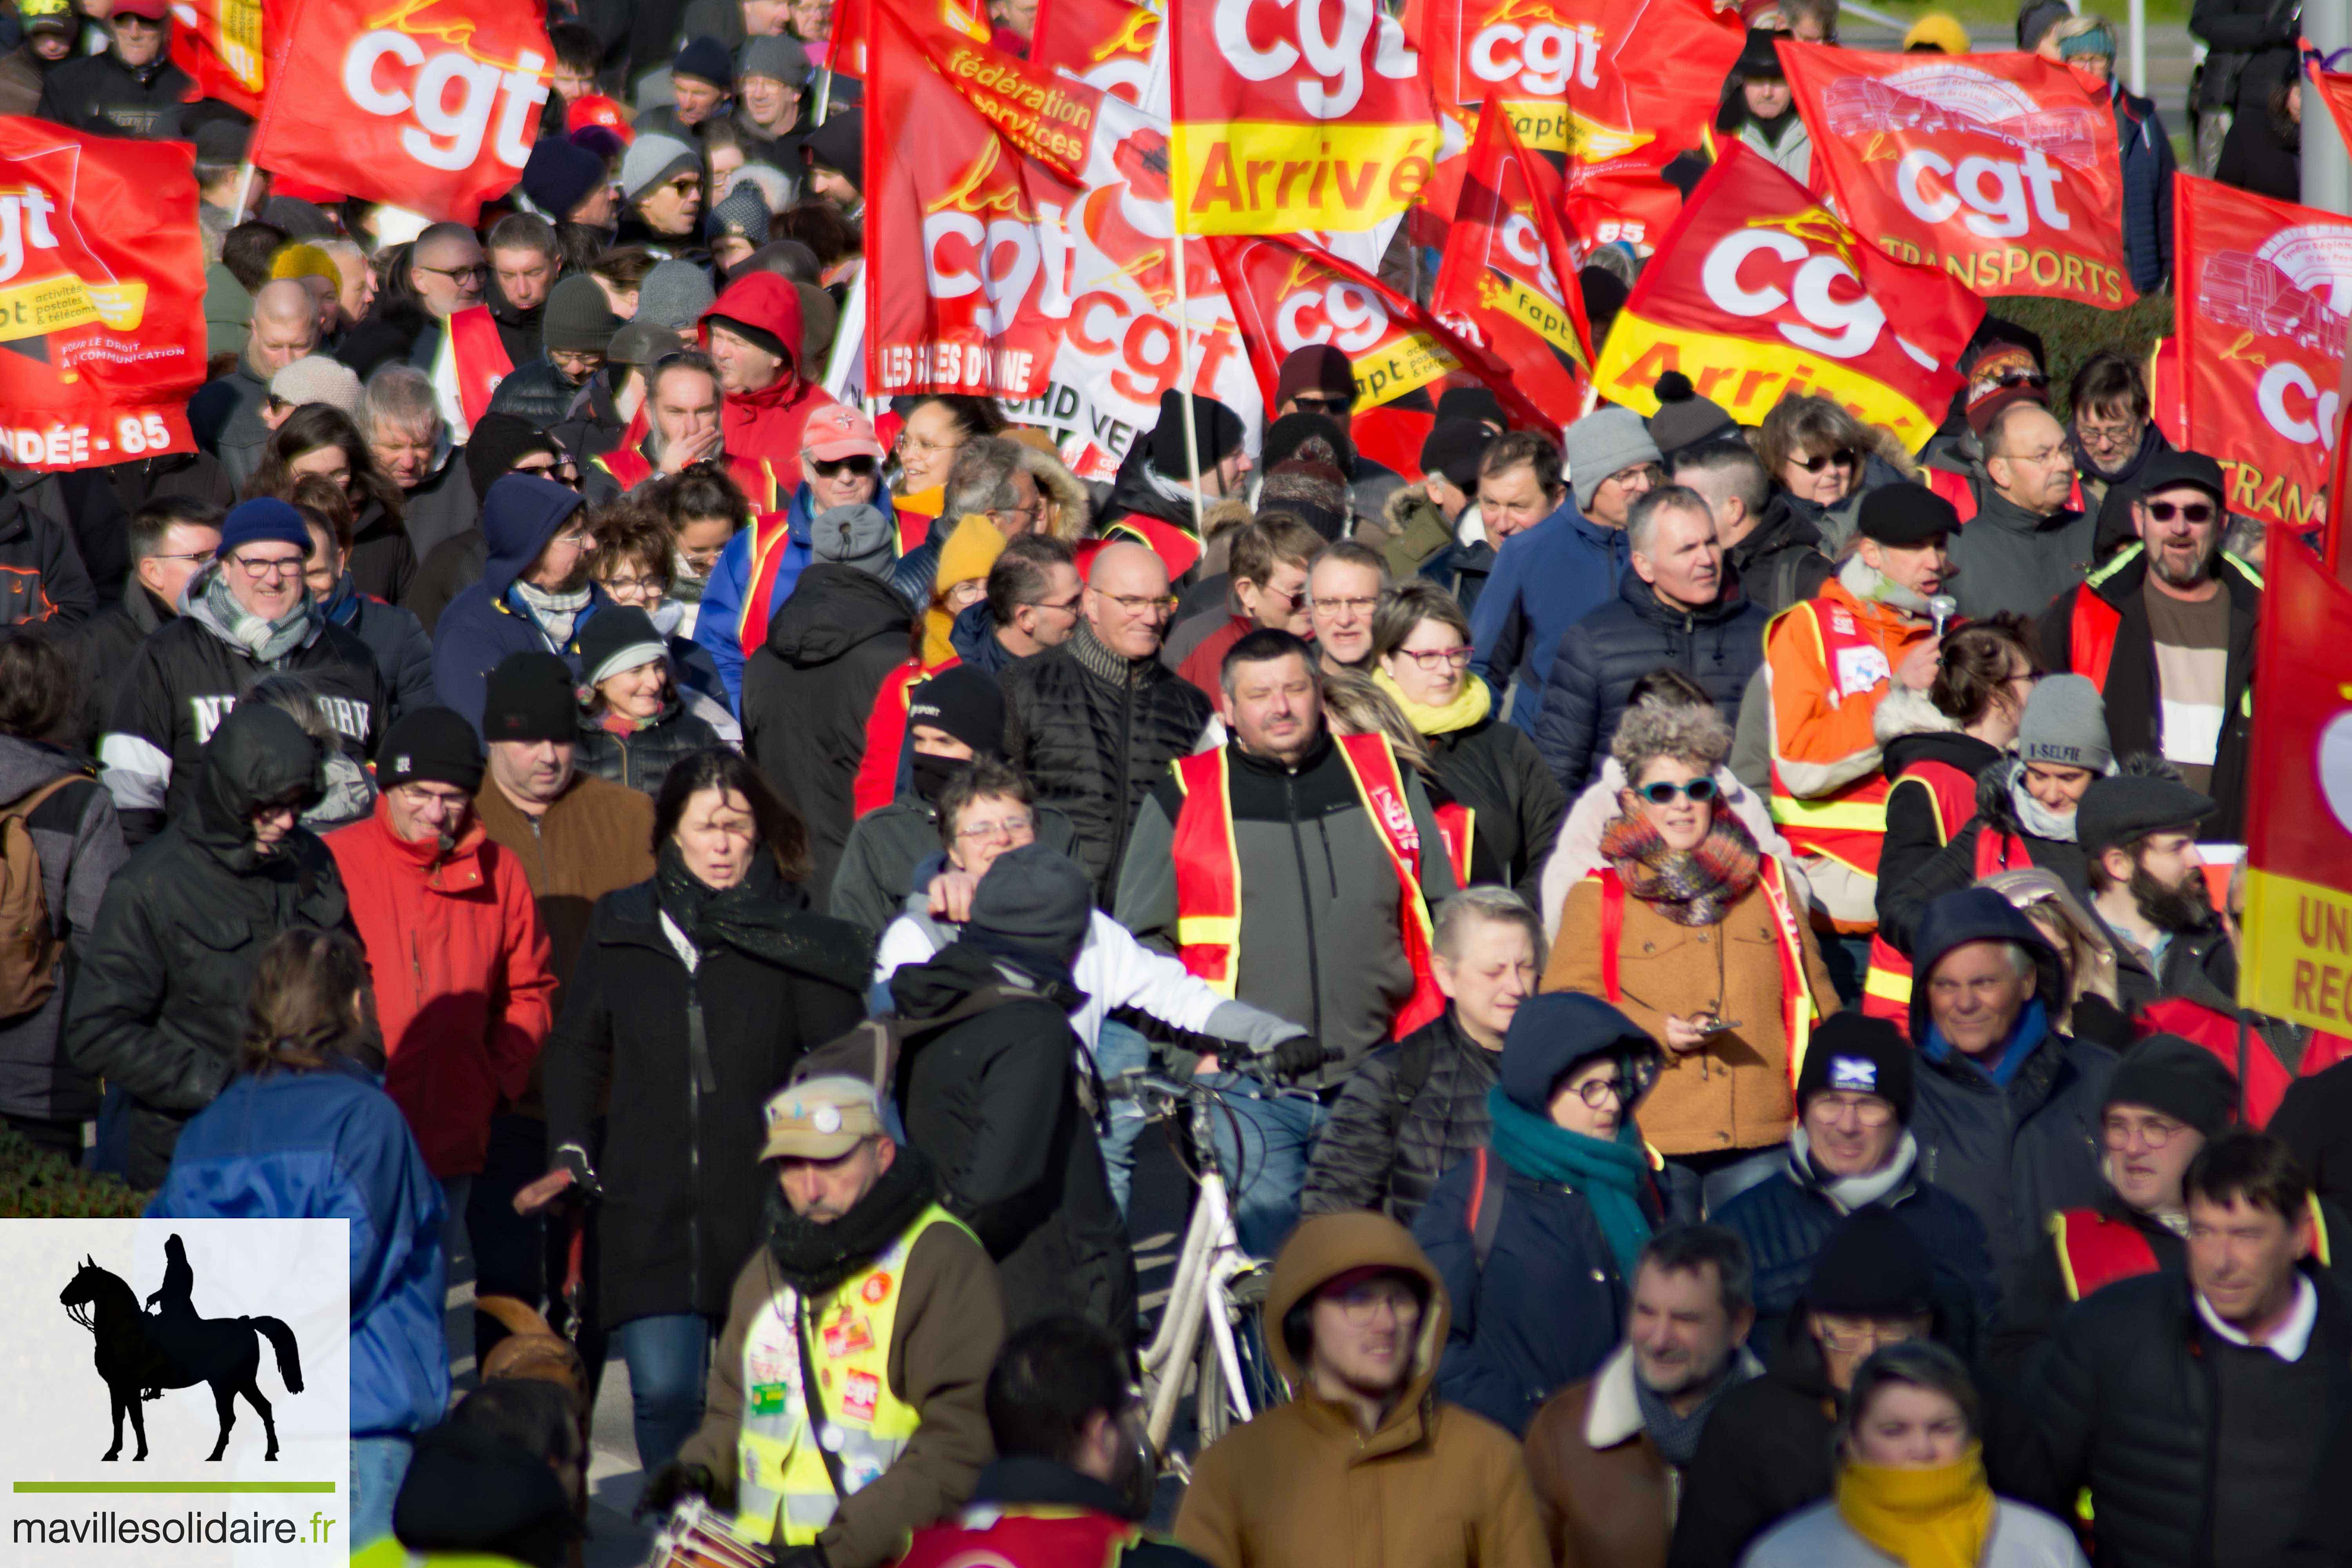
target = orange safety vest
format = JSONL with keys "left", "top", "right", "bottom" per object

{"left": 852, "top": 656, "right": 959, "bottom": 818}
{"left": 448, "top": 305, "right": 515, "bottom": 432}
{"left": 1592, "top": 860, "right": 1818, "bottom": 1092}
{"left": 1924, "top": 466, "right": 2084, "bottom": 526}
{"left": 736, "top": 508, "right": 800, "bottom": 655}
{"left": 1170, "top": 733, "right": 1444, "bottom": 1041}
{"left": 1862, "top": 760, "right": 2029, "bottom": 1032}
{"left": 1105, "top": 512, "right": 1204, "bottom": 580}
{"left": 1765, "top": 597, "right": 1898, "bottom": 879}
{"left": 2053, "top": 1198, "right": 2333, "bottom": 1302}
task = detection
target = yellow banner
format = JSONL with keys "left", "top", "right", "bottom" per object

{"left": 1488, "top": 102, "right": 1651, "bottom": 160}
{"left": 0, "top": 272, "right": 102, "bottom": 342}
{"left": 1356, "top": 328, "right": 1459, "bottom": 408}
{"left": 1170, "top": 120, "right": 1437, "bottom": 235}
{"left": 2239, "top": 867, "right": 2352, "bottom": 1035}
{"left": 1591, "top": 309, "right": 1940, "bottom": 450}
{"left": 1480, "top": 271, "right": 1583, "bottom": 360}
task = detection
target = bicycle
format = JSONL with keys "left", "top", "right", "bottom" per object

{"left": 1111, "top": 1069, "right": 1287, "bottom": 1475}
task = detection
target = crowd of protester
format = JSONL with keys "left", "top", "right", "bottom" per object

{"left": 0, "top": 0, "right": 2339, "bottom": 1563}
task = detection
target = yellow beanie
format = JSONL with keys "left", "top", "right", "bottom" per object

{"left": 922, "top": 514, "right": 1008, "bottom": 665}
{"left": 1901, "top": 13, "right": 1971, "bottom": 53}
{"left": 269, "top": 243, "right": 340, "bottom": 287}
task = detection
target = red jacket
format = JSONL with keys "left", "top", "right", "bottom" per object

{"left": 699, "top": 272, "right": 841, "bottom": 493}
{"left": 327, "top": 798, "right": 559, "bottom": 1178}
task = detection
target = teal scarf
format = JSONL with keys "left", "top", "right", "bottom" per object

{"left": 1485, "top": 1085, "right": 1653, "bottom": 1282}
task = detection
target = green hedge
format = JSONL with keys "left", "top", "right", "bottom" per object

{"left": 1984, "top": 292, "right": 2176, "bottom": 420}
{"left": 0, "top": 1127, "right": 152, "bottom": 1217}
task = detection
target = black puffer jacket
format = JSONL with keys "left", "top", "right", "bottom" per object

{"left": 0, "top": 486, "right": 95, "bottom": 629}
{"left": 1003, "top": 624, "right": 1214, "bottom": 905}
{"left": 548, "top": 374, "right": 627, "bottom": 465}
{"left": 485, "top": 358, "right": 584, "bottom": 432}
{"left": 888, "top": 941, "right": 1136, "bottom": 1338}
{"left": 1668, "top": 1319, "right": 1842, "bottom": 1568}
{"left": 1532, "top": 571, "right": 1768, "bottom": 794}
{"left": 33, "top": 48, "right": 191, "bottom": 136}
{"left": 72, "top": 579, "right": 171, "bottom": 751}
{"left": 1727, "top": 494, "right": 1835, "bottom": 617}
{"left": 1425, "top": 712, "right": 1565, "bottom": 905}
{"left": 573, "top": 701, "right": 722, "bottom": 799}
{"left": 1300, "top": 1007, "right": 1499, "bottom": 1227}
{"left": 741, "top": 564, "right": 915, "bottom": 904}
{"left": 1876, "top": 757, "right": 2086, "bottom": 956}
{"left": 1873, "top": 687, "right": 2008, "bottom": 940}
{"left": 65, "top": 705, "right": 353, "bottom": 1187}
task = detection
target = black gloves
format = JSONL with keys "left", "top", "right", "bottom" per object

{"left": 634, "top": 1460, "right": 713, "bottom": 1521}
{"left": 1269, "top": 1034, "right": 1334, "bottom": 1081}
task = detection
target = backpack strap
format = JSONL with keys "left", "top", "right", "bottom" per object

{"left": 1, "top": 774, "right": 85, "bottom": 824}
{"left": 1467, "top": 1147, "right": 1505, "bottom": 1274}
{"left": 1392, "top": 1029, "right": 1437, "bottom": 1111}
{"left": 1598, "top": 868, "right": 1626, "bottom": 1004}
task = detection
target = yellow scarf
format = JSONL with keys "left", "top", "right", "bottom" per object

{"left": 1371, "top": 665, "right": 1492, "bottom": 736}
{"left": 1835, "top": 1447, "right": 1996, "bottom": 1568}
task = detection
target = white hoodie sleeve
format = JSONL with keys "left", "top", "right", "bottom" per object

{"left": 1071, "top": 912, "right": 1306, "bottom": 1047}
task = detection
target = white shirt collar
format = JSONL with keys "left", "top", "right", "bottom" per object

{"left": 2196, "top": 1274, "right": 2318, "bottom": 1362}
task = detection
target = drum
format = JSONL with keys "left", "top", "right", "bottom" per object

{"left": 645, "top": 1496, "right": 771, "bottom": 1568}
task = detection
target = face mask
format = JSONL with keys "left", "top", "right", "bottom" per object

{"left": 910, "top": 750, "right": 963, "bottom": 804}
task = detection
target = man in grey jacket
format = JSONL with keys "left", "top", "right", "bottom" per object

{"left": 1946, "top": 403, "right": 2094, "bottom": 622}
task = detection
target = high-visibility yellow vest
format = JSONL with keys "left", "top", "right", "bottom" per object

{"left": 733, "top": 1205, "right": 969, "bottom": 1546}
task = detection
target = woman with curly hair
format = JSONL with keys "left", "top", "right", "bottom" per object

{"left": 1544, "top": 691, "right": 1840, "bottom": 1208}
{"left": 245, "top": 403, "right": 412, "bottom": 604}
{"left": 1754, "top": 395, "right": 1912, "bottom": 556}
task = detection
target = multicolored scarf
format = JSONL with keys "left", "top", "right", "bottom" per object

{"left": 1599, "top": 802, "right": 1762, "bottom": 927}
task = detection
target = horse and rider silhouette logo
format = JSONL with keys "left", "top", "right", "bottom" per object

{"left": 59, "top": 1234, "right": 304, "bottom": 1463}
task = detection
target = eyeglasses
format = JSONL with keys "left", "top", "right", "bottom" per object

{"left": 897, "top": 432, "right": 959, "bottom": 456}
{"left": 811, "top": 455, "right": 878, "bottom": 478}
{"left": 2103, "top": 1114, "right": 2189, "bottom": 1149}
{"left": 1325, "top": 1280, "right": 1422, "bottom": 1326}
{"left": 1024, "top": 592, "right": 1083, "bottom": 615}
{"left": 1097, "top": 591, "right": 1177, "bottom": 615}
{"left": 1790, "top": 448, "right": 1858, "bottom": 473}
{"left": 990, "top": 502, "right": 1043, "bottom": 527}
{"left": 1636, "top": 777, "right": 1718, "bottom": 805}
{"left": 1566, "top": 1074, "right": 1628, "bottom": 1108}
{"left": 678, "top": 543, "right": 728, "bottom": 570}
{"left": 512, "top": 460, "right": 582, "bottom": 487}
{"left": 2075, "top": 417, "right": 2140, "bottom": 447}
{"left": 1606, "top": 463, "right": 1665, "bottom": 489}
{"left": 600, "top": 574, "right": 661, "bottom": 595}
{"left": 548, "top": 528, "right": 596, "bottom": 550}
{"left": 954, "top": 814, "right": 1035, "bottom": 843}
{"left": 150, "top": 550, "right": 214, "bottom": 566}
{"left": 231, "top": 554, "right": 306, "bottom": 579}
{"left": 1310, "top": 595, "right": 1379, "bottom": 617}
{"left": 1811, "top": 1092, "right": 1895, "bottom": 1127}
{"left": 416, "top": 261, "right": 488, "bottom": 283}
{"left": 663, "top": 176, "right": 702, "bottom": 196}
{"left": 2143, "top": 499, "right": 2215, "bottom": 524}
{"left": 1394, "top": 644, "right": 1473, "bottom": 671}
{"left": 1815, "top": 1321, "right": 1921, "bottom": 1356}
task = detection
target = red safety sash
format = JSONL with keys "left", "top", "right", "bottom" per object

{"left": 448, "top": 305, "right": 515, "bottom": 432}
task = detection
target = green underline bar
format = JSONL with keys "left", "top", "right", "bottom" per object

{"left": 13, "top": 1482, "right": 337, "bottom": 1494}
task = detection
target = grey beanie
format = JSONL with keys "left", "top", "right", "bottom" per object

{"left": 542, "top": 274, "right": 622, "bottom": 354}
{"left": 2016, "top": 673, "right": 2112, "bottom": 774}
{"left": 740, "top": 34, "right": 812, "bottom": 86}
{"left": 635, "top": 259, "right": 718, "bottom": 332}
{"left": 969, "top": 844, "right": 1094, "bottom": 965}
{"left": 608, "top": 318, "right": 679, "bottom": 368}
{"left": 809, "top": 503, "right": 895, "bottom": 577}
{"left": 269, "top": 355, "right": 362, "bottom": 415}
{"left": 1562, "top": 407, "right": 1661, "bottom": 510}
{"left": 620, "top": 131, "right": 700, "bottom": 203}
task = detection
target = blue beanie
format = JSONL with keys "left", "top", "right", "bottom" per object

{"left": 214, "top": 498, "right": 312, "bottom": 559}
{"left": 521, "top": 136, "right": 607, "bottom": 221}
{"left": 673, "top": 34, "right": 733, "bottom": 90}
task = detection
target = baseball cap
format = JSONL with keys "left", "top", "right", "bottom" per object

{"left": 566, "top": 94, "right": 634, "bottom": 147}
{"left": 112, "top": 0, "right": 171, "bottom": 19}
{"left": 760, "top": 1075, "right": 886, "bottom": 1161}
{"left": 20, "top": 0, "right": 74, "bottom": 35}
{"left": 801, "top": 405, "right": 884, "bottom": 463}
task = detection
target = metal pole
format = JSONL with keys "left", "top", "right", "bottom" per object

{"left": 230, "top": 162, "right": 256, "bottom": 223}
{"left": 1171, "top": 243, "right": 1207, "bottom": 537}
{"left": 2306, "top": 33, "right": 2352, "bottom": 215}
{"left": 2128, "top": 0, "right": 2145, "bottom": 98}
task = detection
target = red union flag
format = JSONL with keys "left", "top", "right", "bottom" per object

{"left": 1031, "top": 0, "right": 1164, "bottom": 107}
{"left": 2309, "top": 49, "right": 2352, "bottom": 149}
{"left": 171, "top": 0, "right": 268, "bottom": 116}
{"left": 1168, "top": 0, "right": 1439, "bottom": 234}
{"left": 2173, "top": 174, "right": 2352, "bottom": 530}
{"left": 1432, "top": 99, "right": 1592, "bottom": 427}
{"left": 1781, "top": 41, "right": 2131, "bottom": 306}
{"left": 0, "top": 118, "right": 205, "bottom": 471}
{"left": 1591, "top": 140, "right": 1980, "bottom": 448}
{"left": 251, "top": 0, "right": 553, "bottom": 224}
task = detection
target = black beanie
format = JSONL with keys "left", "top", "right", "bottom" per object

{"left": 672, "top": 34, "right": 734, "bottom": 90}
{"left": 1436, "top": 385, "right": 1506, "bottom": 430}
{"left": 1804, "top": 1207, "right": 1935, "bottom": 1317}
{"left": 392, "top": 1420, "right": 583, "bottom": 1565}
{"left": 969, "top": 843, "right": 1093, "bottom": 965}
{"left": 801, "top": 108, "right": 863, "bottom": 191}
{"left": 466, "top": 413, "right": 561, "bottom": 501}
{"left": 1795, "top": 1014, "right": 1915, "bottom": 1123}
{"left": 906, "top": 665, "right": 1006, "bottom": 760}
{"left": 1261, "top": 410, "right": 1355, "bottom": 475}
{"left": 380, "top": 706, "right": 486, "bottom": 793}
{"left": 483, "top": 652, "right": 579, "bottom": 744}
{"left": 2105, "top": 1034, "right": 2239, "bottom": 1137}
{"left": 1419, "top": 417, "right": 1493, "bottom": 491}
{"left": 704, "top": 311, "right": 788, "bottom": 361}
{"left": 1579, "top": 265, "right": 1629, "bottom": 331}
{"left": 1149, "top": 389, "right": 1246, "bottom": 478}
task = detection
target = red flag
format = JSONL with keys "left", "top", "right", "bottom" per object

{"left": 250, "top": 0, "right": 553, "bottom": 225}
{"left": 1780, "top": 42, "right": 2132, "bottom": 306}
{"left": 1210, "top": 230, "right": 1555, "bottom": 430}
{"left": 170, "top": 0, "right": 268, "bottom": 116}
{"left": 1030, "top": 0, "right": 1162, "bottom": 106}
{"left": 2307, "top": 45, "right": 2352, "bottom": 150}
{"left": 1168, "top": 0, "right": 1439, "bottom": 234}
{"left": 0, "top": 118, "right": 205, "bottom": 471}
{"left": 1590, "top": 140, "right": 1981, "bottom": 448}
{"left": 1432, "top": 97, "right": 1593, "bottom": 427}
{"left": 2172, "top": 172, "right": 2352, "bottom": 532}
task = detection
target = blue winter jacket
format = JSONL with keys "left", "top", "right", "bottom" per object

{"left": 2111, "top": 80, "right": 2176, "bottom": 296}
{"left": 148, "top": 1063, "right": 450, "bottom": 1441}
{"left": 430, "top": 474, "right": 606, "bottom": 734}
{"left": 693, "top": 481, "right": 817, "bottom": 712}
{"left": 1468, "top": 496, "right": 1629, "bottom": 734}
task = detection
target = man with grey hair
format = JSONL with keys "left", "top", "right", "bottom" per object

{"left": 1533, "top": 484, "right": 1765, "bottom": 795}
{"left": 359, "top": 365, "right": 479, "bottom": 562}
{"left": 442, "top": 214, "right": 561, "bottom": 437}
{"left": 1907, "top": 886, "right": 2117, "bottom": 1306}
{"left": 889, "top": 436, "right": 1040, "bottom": 607}
{"left": 1672, "top": 439, "right": 1830, "bottom": 616}
{"left": 191, "top": 279, "right": 318, "bottom": 486}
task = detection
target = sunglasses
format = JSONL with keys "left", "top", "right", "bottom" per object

{"left": 1287, "top": 393, "right": 1351, "bottom": 414}
{"left": 2143, "top": 499, "right": 2215, "bottom": 524}
{"left": 1636, "top": 777, "right": 1718, "bottom": 805}
{"left": 812, "top": 455, "right": 878, "bottom": 477}
{"left": 1791, "top": 448, "right": 1858, "bottom": 473}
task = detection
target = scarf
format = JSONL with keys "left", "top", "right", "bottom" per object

{"left": 1793, "top": 1126, "right": 1920, "bottom": 1214}
{"left": 653, "top": 842, "right": 869, "bottom": 991}
{"left": 1838, "top": 552, "right": 1933, "bottom": 618}
{"left": 1140, "top": 461, "right": 1210, "bottom": 527}
{"left": 1372, "top": 665, "right": 1491, "bottom": 736}
{"left": 511, "top": 578, "right": 591, "bottom": 647}
{"left": 763, "top": 1144, "right": 940, "bottom": 1296}
{"left": 202, "top": 570, "right": 316, "bottom": 663}
{"left": 2002, "top": 761, "right": 2082, "bottom": 842}
{"left": 1599, "top": 805, "right": 1761, "bottom": 927}
{"left": 1485, "top": 1085, "right": 1652, "bottom": 1281}
{"left": 1835, "top": 1447, "right": 1996, "bottom": 1568}
{"left": 1634, "top": 1353, "right": 1754, "bottom": 1468}
{"left": 1923, "top": 998, "right": 2049, "bottom": 1089}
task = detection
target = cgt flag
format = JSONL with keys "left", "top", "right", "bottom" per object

{"left": 2238, "top": 528, "right": 2352, "bottom": 1035}
{"left": 0, "top": 118, "right": 205, "bottom": 472}
{"left": 1590, "top": 140, "right": 1980, "bottom": 448}
{"left": 251, "top": 0, "right": 552, "bottom": 224}
{"left": 1030, "top": 0, "right": 1164, "bottom": 110}
{"left": 1431, "top": 97, "right": 1593, "bottom": 428}
{"left": 1168, "top": 0, "right": 1439, "bottom": 234}
{"left": 2307, "top": 45, "right": 2352, "bottom": 149}
{"left": 1780, "top": 41, "right": 2132, "bottom": 307}
{"left": 2171, "top": 173, "right": 2352, "bottom": 531}
{"left": 171, "top": 0, "right": 268, "bottom": 116}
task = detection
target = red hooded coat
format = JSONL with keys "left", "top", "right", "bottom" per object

{"left": 698, "top": 272, "right": 843, "bottom": 493}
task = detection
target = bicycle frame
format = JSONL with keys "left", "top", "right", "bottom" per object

{"left": 1137, "top": 1085, "right": 1263, "bottom": 1455}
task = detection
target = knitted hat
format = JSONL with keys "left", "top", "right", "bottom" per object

{"left": 1803, "top": 1207, "right": 1935, "bottom": 1316}
{"left": 1436, "top": 385, "right": 1506, "bottom": 431}
{"left": 2105, "top": 1034, "right": 2238, "bottom": 1137}
{"left": 608, "top": 318, "right": 679, "bottom": 368}
{"left": 969, "top": 843, "right": 1094, "bottom": 965}
{"left": 1578, "top": 266, "right": 1629, "bottom": 335}
{"left": 2075, "top": 775, "right": 2217, "bottom": 859}
{"left": 578, "top": 605, "right": 669, "bottom": 690}
{"left": 906, "top": 665, "right": 1007, "bottom": 759}
{"left": 268, "top": 355, "right": 362, "bottom": 416}
{"left": 935, "top": 514, "right": 1008, "bottom": 593}
{"left": 1857, "top": 483, "right": 1959, "bottom": 546}
{"left": 635, "top": 259, "right": 718, "bottom": 332}
{"left": 483, "top": 652, "right": 579, "bottom": 743}
{"left": 672, "top": 35, "right": 734, "bottom": 90}
{"left": 542, "top": 275, "right": 622, "bottom": 354}
{"left": 1261, "top": 454, "right": 1352, "bottom": 543}
{"left": 1562, "top": 407, "right": 1660, "bottom": 509}
{"left": 1901, "top": 12, "right": 1970, "bottom": 52}
{"left": 521, "top": 136, "right": 609, "bottom": 221}
{"left": 465, "top": 413, "right": 561, "bottom": 501}
{"left": 1274, "top": 343, "right": 1357, "bottom": 408}
{"left": 268, "top": 243, "right": 339, "bottom": 289}
{"left": 740, "top": 33, "right": 812, "bottom": 86}
{"left": 214, "top": 497, "right": 311, "bottom": 559}
{"left": 809, "top": 503, "right": 896, "bottom": 577}
{"left": 2016, "top": 673, "right": 2112, "bottom": 775}
{"left": 706, "top": 181, "right": 771, "bottom": 245}
{"left": 1795, "top": 1014, "right": 1915, "bottom": 1123}
{"left": 1419, "top": 418, "right": 1492, "bottom": 491}
{"left": 379, "top": 707, "right": 486, "bottom": 794}
{"left": 1961, "top": 336, "right": 2049, "bottom": 438}
{"left": 1149, "top": 390, "right": 1246, "bottom": 479}
{"left": 801, "top": 109, "right": 863, "bottom": 191}
{"left": 620, "top": 132, "right": 700, "bottom": 204}
{"left": 1646, "top": 370, "right": 1737, "bottom": 460}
